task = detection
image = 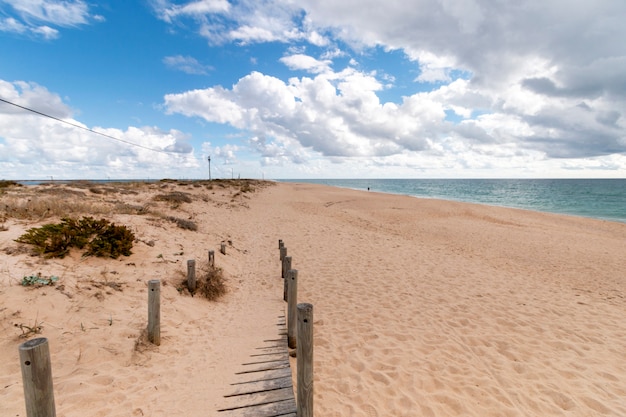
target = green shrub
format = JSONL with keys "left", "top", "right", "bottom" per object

{"left": 84, "top": 222, "right": 135, "bottom": 258}
{"left": 0, "top": 180, "right": 20, "bottom": 188}
{"left": 22, "top": 274, "right": 58, "bottom": 286}
{"left": 16, "top": 216, "right": 135, "bottom": 258}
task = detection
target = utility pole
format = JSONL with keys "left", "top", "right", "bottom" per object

{"left": 207, "top": 155, "right": 211, "bottom": 180}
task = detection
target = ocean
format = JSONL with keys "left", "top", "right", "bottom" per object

{"left": 281, "top": 179, "right": 626, "bottom": 224}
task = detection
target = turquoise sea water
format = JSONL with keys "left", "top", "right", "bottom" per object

{"left": 281, "top": 179, "right": 626, "bottom": 224}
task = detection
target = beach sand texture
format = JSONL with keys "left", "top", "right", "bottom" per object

{"left": 2, "top": 181, "right": 626, "bottom": 416}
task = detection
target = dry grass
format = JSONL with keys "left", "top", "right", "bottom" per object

{"left": 1, "top": 179, "right": 274, "bottom": 222}
{"left": 38, "top": 187, "right": 86, "bottom": 198}
{"left": 197, "top": 264, "right": 227, "bottom": 300}
{"left": 113, "top": 203, "right": 152, "bottom": 215}
{"left": 165, "top": 216, "right": 198, "bottom": 231}
{"left": 178, "top": 262, "right": 227, "bottom": 301}
{"left": 153, "top": 191, "right": 193, "bottom": 206}
{"left": 14, "top": 316, "right": 43, "bottom": 339}
{"left": 2, "top": 195, "right": 112, "bottom": 220}
{"left": 1, "top": 182, "right": 160, "bottom": 221}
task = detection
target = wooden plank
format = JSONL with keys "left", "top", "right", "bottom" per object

{"left": 255, "top": 345, "right": 285, "bottom": 352}
{"left": 235, "top": 361, "right": 289, "bottom": 374}
{"left": 222, "top": 386, "right": 294, "bottom": 406}
{"left": 225, "top": 376, "right": 293, "bottom": 396}
{"left": 231, "top": 367, "right": 292, "bottom": 385}
{"left": 218, "top": 407, "right": 296, "bottom": 417}
{"left": 263, "top": 337, "right": 287, "bottom": 343}
{"left": 218, "top": 398, "right": 296, "bottom": 417}
{"left": 249, "top": 352, "right": 288, "bottom": 360}
{"left": 242, "top": 358, "right": 288, "bottom": 366}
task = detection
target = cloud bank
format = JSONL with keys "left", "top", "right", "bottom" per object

{"left": 154, "top": 0, "right": 626, "bottom": 176}
{"left": 0, "top": 81, "right": 198, "bottom": 179}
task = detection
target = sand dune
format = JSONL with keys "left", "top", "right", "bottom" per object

{"left": 2, "top": 181, "right": 626, "bottom": 416}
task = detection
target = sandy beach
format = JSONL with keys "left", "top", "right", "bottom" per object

{"left": 2, "top": 180, "right": 626, "bottom": 416}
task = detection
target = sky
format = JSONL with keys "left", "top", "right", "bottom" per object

{"left": 1, "top": 0, "right": 625, "bottom": 180}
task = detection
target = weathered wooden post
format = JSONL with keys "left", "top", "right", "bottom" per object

{"left": 19, "top": 337, "right": 56, "bottom": 417}
{"left": 187, "top": 260, "right": 196, "bottom": 292}
{"left": 148, "top": 280, "right": 161, "bottom": 346}
{"left": 279, "top": 239, "right": 284, "bottom": 249}
{"left": 282, "top": 256, "right": 292, "bottom": 299}
{"left": 220, "top": 242, "right": 227, "bottom": 255}
{"left": 287, "top": 269, "right": 298, "bottom": 349}
{"left": 208, "top": 250, "right": 215, "bottom": 267}
{"left": 297, "top": 303, "right": 313, "bottom": 417}
{"left": 282, "top": 254, "right": 291, "bottom": 279}
{"left": 280, "top": 246, "right": 286, "bottom": 261}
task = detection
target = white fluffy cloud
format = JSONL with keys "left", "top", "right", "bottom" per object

{"left": 0, "top": 0, "right": 102, "bottom": 38}
{"left": 158, "top": 0, "right": 230, "bottom": 22}
{"left": 163, "top": 55, "right": 213, "bottom": 75}
{"left": 279, "top": 54, "right": 332, "bottom": 74}
{"left": 0, "top": 81, "right": 199, "bottom": 179}
{"left": 162, "top": 57, "right": 626, "bottom": 174}
{"left": 152, "top": 0, "right": 325, "bottom": 45}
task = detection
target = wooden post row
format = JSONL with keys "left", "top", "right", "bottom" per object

{"left": 148, "top": 279, "right": 161, "bottom": 346}
{"left": 287, "top": 269, "right": 298, "bottom": 349}
{"left": 280, "top": 246, "right": 287, "bottom": 262}
{"left": 187, "top": 259, "right": 196, "bottom": 292}
{"left": 19, "top": 337, "right": 56, "bottom": 417}
{"left": 278, "top": 239, "right": 284, "bottom": 249}
{"left": 297, "top": 303, "right": 314, "bottom": 417}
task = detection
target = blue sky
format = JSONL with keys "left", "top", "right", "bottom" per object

{"left": 1, "top": 0, "right": 625, "bottom": 179}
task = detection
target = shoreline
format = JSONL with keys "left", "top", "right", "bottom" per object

{"left": 280, "top": 178, "right": 626, "bottom": 224}
{"left": 9, "top": 177, "right": 626, "bottom": 223}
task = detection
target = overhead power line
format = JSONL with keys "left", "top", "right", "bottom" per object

{"left": 0, "top": 96, "right": 173, "bottom": 154}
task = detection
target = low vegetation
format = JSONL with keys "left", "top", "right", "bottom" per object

{"left": 165, "top": 216, "right": 198, "bottom": 231}
{"left": 0, "top": 180, "right": 20, "bottom": 189}
{"left": 2, "top": 179, "right": 274, "bottom": 254}
{"left": 197, "top": 264, "right": 227, "bottom": 300}
{"left": 15, "top": 320, "right": 43, "bottom": 339}
{"left": 15, "top": 216, "right": 135, "bottom": 259}
{"left": 179, "top": 263, "right": 227, "bottom": 301}
{"left": 153, "top": 191, "right": 192, "bottom": 206}
{"left": 22, "top": 273, "right": 59, "bottom": 286}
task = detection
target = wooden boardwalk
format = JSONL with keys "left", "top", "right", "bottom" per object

{"left": 217, "top": 314, "right": 296, "bottom": 417}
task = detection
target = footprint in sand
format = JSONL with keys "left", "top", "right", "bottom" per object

{"left": 363, "top": 404, "right": 379, "bottom": 417}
